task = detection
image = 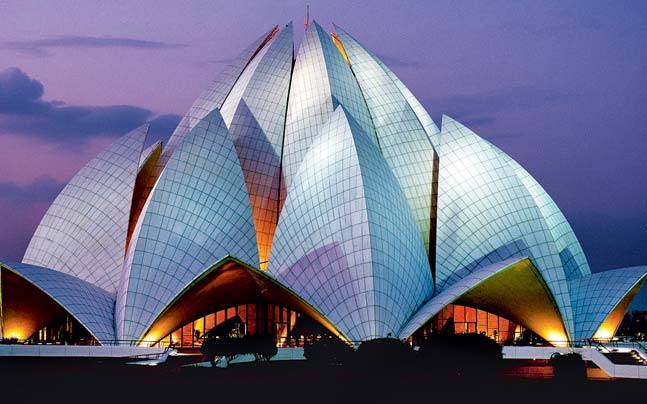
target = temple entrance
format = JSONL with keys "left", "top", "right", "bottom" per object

{"left": 139, "top": 258, "right": 345, "bottom": 347}
{"left": 410, "top": 304, "right": 545, "bottom": 346}
{"left": 155, "top": 302, "right": 334, "bottom": 349}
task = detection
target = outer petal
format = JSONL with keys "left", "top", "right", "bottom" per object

{"left": 335, "top": 25, "right": 440, "bottom": 147}
{"left": 503, "top": 155, "right": 591, "bottom": 279}
{"left": 268, "top": 107, "right": 432, "bottom": 341}
{"left": 570, "top": 266, "right": 647, "bottom": 341}
{"left": 1, "top": 261, "right": 115, "bottom": 343}
{"left": 218, "top": 24, "right": 294, "bottom": 268}
{"left": 436, "top": 115, "right": 574, "bottom": 339}
{"left": 335, "top": 27, "right": 438, "bottom": 259}
{"left": 282, "top": 21, "right": 377, "bottom": 203}
{"left": 116, "top": 110, "right": 258, "bottom": 342}
{"left": 162, "top": 26, "right": 278, "bottom": 163}
{"left": 23, "top": 125, "right": 148, "bottom": 293}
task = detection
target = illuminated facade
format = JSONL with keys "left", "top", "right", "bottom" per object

{"left": 1, "top": 21, "right": 646, "bottom": 349}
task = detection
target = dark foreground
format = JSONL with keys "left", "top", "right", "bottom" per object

{"left": 0, "top": 357, "right": 645, "bottom": 404}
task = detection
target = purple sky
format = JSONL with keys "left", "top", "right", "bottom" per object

{"left": 1, "top": 1, "right": 646, "bottom": 308}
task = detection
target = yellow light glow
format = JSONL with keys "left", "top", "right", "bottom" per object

{"left": 545, "top": 331, "right": 569, "bottom": 347}
{"left": 3, "top": 328, "right": 28, "bottom": 341}
{"left": 592, "top": 327, "right": 613, "bottom": 342}
{"left": 137, "top": 337, "right": 156, "bottom": 348}
{"left": 591, "top": 279, "right": 646, "bottom": 343}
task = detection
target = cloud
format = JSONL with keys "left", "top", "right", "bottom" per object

{"left": 0, "top": 67, "right": 46, "bottom": 114}
{"left": 4, "top": 35, "right": 186, "bottom": 56}
{"left": 0, "top": 177, "right": 65, "bottom": 261}
{"left": 196, "top": 57, "right": 237, "bottom": 67}
{"left": 428, "top": 86, "right": 572, "bottom": 130}
{"left": 147, "top": 114, "right": 182, "bottom": 146}
{"left": 0, "top": 67, "right": 179, "bottom": 141}
{"left": 0, "top": 177, "right": 64, "bottom": 204}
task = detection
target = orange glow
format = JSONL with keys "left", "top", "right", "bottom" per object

{"left": 126, "top": 143, "right": 162, "bottom": 250}
{"left": 331, "top": 33, "right": 351, "bottom": 65}
{"left": 241, "top": 165, "right": 280, "bottom": 271}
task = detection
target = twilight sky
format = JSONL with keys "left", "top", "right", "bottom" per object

{"left": 1, "top": 0, "right": 646, "bottom": 308}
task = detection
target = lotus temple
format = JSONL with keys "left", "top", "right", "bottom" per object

{"left": 1, "top": 21, "right": 645, "bottom": 350}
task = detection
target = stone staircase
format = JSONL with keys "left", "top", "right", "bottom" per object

{"left": 603, "top": 350, "right": 647, "bottom": 366}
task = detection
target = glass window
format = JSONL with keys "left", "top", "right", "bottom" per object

{"left": 477, "top": 309, "right": 487, "bottom": 326}
{"left": 488, "top": 313, "right": 498, "bottom": 329}
{"left": 465, "top": 307, "right": 476, "bottom": 322}
{"left": 238, "top": 305, "right": 247, "bottom": 322}
{"left": 454, "top": 305, "right": 465, "bottom": 322}
{"left": 205, "top": 313, "right": 215, "bottom": 331}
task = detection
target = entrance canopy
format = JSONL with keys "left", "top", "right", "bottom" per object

{"left": 139, "top": 257, "right": 346, "bottom": 346}
{"left": 0, "top": 261, "right": 115, "bottom": 343}
{"left": 399, "top": 257, "right": 569, "bottom": 346}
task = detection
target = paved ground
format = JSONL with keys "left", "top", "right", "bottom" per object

{"left": 0, "top": 357, "right": 644, "bottom": 403}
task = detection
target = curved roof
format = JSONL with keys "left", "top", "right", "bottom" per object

{"left": 399, "top": 257, "right": 568, "bottom": 345}
{"left": 1, "top": 261, "right": 115, "bottom": 343}
{"left": 335, "top": 27, "right": 437, "bottom": 256}
{"left": 570, "top": 266, "right": 647, "bottom": 341}
{"left": 503, "top": 155, "right": 591, "bottom": 279}
{"left": 116, "top": 110, "right": 258, "bottom": 341}
{"left": 139, "top": 256, "right": 347, "bottom": 345}
{"left": 268, "top": 107, "right": 432, "bottom": 341}
{"left": 23, "top": 125, "right": 147, "bottom": 293}
{"left": 281, "top": 21, "right": 377, "bottom": 201}
{"left": 435, "top": 115, "right": 574, "bottom": 338}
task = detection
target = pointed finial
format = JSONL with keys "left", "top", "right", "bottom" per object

{"left": 304, "top": 4, "right": 310, "bottom": 29}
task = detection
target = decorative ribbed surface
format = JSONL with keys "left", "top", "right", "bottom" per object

{"left": 569, "top": 266, "right": 647, "bottom": 341}
{"left": 23, "top": 126, "right": 147, "bottom": 293}
{"left": 336, "top": 27, "right": 437, "bottom": 254}
{"left": 268, "top": 107, "right": 432, "bottom": 341}
{"left": 2, "top": 261, "right": 115, "bottom": 343}
{"left": 435, "top": 115, "right": 574, "bottom": 338}
{"left": 116, "top": 110, "right": 258, "bottom": 341}
{"left": 219, "top": 24, "right": 294, "bottom": 268}
{"left": 281, "top": 21, "right": 377, "bottom": 203}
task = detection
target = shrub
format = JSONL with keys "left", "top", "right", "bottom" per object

{"left": 354, "top": 337, "right": 414, "bottom": 370}
{"left": 304, "top": 336, "right": 354, "bottom": 365}
{"left": 417, "top": 333, "right": 503, "bottom": 377}
{"left": 549, "top": 352, "right": 586, "bottom": 382}
{"left": 0, "top": 337, "right": 19, "bottom": 345}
